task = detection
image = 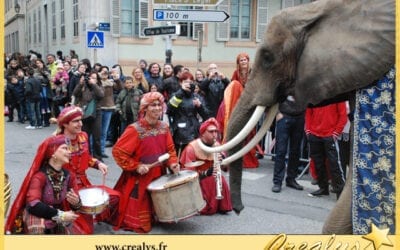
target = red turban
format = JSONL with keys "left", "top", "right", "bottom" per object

{"left": 57, "top": 106, "right": 83, "bottom": 128}
{"left": 45, "top": 135, "right": 68, "bottom": 159}
{"left": 199, "top": 118, "right": 220, "bottom": 135}
{"left": 140, "top": 92, "right": 165, "bottom": 113}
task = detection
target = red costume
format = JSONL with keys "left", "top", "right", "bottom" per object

{"left": 180, "top": 138, "right": 232, "bottom": 214}
{"left": 217, "top": 80, "right": 259, "bottom": 168}
{"left": 112, "top": 118, "right": 178, "bottom": 233}
{"left": 5, "top": 135, "right": 90, "bottom": 234}
{"left": 56, "top": 106, "right": 119, "bottom": 233}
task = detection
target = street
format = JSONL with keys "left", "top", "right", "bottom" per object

{"left": 4, "top": 121, "right": 337, "bottom": 234}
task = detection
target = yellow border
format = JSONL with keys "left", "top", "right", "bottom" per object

{"left": 1, "top": 1, "right": 399, "bottom": 249}
{"left": 1, "top": 0, "right": 5, "bottom": 249}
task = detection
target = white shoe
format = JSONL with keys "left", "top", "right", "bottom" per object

{"left": 36, "top": 126, "right": 43, "bottom": 129}
{"left": 25, "top": 125, "right": 36, "bottom": 130}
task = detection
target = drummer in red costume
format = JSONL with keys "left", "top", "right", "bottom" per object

{"left": 54, "top": 106, "right": 119, "bottom": 233}
{"left": 5, "top": 135, "right": 85, "bottom": 234}
{"left": 180, "top": 118, "right": 232, "bottom": 214}
{"left": 112, "top": 92, "right": 180, "bottom": 233}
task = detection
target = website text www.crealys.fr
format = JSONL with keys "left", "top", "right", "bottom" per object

{"left": 95, "top": 241, "right": 168, "bottom": 250}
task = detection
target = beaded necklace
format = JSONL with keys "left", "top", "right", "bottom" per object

{"left": 46, "top": 164, "right": 65, "bottom": 200}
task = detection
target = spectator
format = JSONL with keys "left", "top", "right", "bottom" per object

{"left": 24, "top": 67, "right": 42, "bottom": 129}
{"left": 138, "top": 59, "right": 150, "bottom": 79}
{"left": 306, "top": 101, "right": 348, "bottom": 199}
{"left": 131, "top": 66, "right": 149, "bottom": 93}
{"left": 115, "top": 76, "right": 143, "bottom": 134}
{"left": 160, "top": 64, "right": 184, "bottom": 101}
{"left": 167, "top": 71, "right": 208, "bottom": 153}
{"left": 162, "top": 63, "right": 174, "bottom": 80}
{"left": 199, "top": 63, "right": 230, "bottom": 118}
{"left": 99, "top": 66, "right": 117, "bottom": 158}
{"left": 5, "top": 74, "right": 25, "bottom": 123}
{"left": 145, "top": 62, "right": 163, "bottom": 89}
{"left": 72, "top": 71, "right": 105, "bottom": 161}
{"left": 34, "top": 59, "right": 53, "bottom": 127}
{"left": 52, "top": 63, "right": 70, "bottom": 115}
{"left": 271, "top": 96, "right": 305, "bottom": 193}
{"left": 217, "top": 52, "right": 259, "bottom": 168}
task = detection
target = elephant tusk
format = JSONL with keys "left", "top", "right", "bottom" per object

{"left": 198, "top": 105, "right": 266, "bottom": 153}
{"left": 221, "top": 104, "right": 278, "bottom": 165}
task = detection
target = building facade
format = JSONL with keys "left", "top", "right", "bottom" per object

{"left": 5, "top": 0, "right": 312, "bottom": 74}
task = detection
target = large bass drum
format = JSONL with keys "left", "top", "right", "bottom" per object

{"left": 147, "top": 170, "right": 205, "bottom": 223}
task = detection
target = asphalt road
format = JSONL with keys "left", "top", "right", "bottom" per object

{"left": 4, "top": 120, "right": 337, "bottom": 235}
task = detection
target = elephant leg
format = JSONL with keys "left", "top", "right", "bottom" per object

{"left": 322, "top": 166, "right": 353, "bottom": 234}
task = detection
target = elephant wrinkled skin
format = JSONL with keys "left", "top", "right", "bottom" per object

{"left": 225, "top": 0, "right": 395, "bottom": 234}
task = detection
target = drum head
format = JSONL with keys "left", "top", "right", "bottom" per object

{"left": 79, "top": 187, "right": 109, "bottom": 207}
{"left": 147, "top": 170, "right": 198, "bottom": 191}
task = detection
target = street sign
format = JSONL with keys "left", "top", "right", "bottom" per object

{"left": 87, "top": 31, "right": 104, "bottom": 48}
{"left": 153, "top": 9, "right": 229, "bottom": 22}
{"left": 153, "top": 0, "right": 223, "bottom": 5}
{"left": 143, "top": 25, "right": 180, "bottom": 36}
{"left": 98, "top": 22, "right": 110, "bottom": 31}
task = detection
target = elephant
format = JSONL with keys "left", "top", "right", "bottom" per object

{"left": 198, "top": 0, "right": 395, "bottom": 234}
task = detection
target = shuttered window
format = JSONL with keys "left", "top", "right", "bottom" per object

{"left": 216, "top": 0, "right": 229, "bottom": 41}
{"left": 117, "top": 0, "right": 149, "bottom": 38}
{"left": 256, "top": 0, "right": 268, "bottom": 42}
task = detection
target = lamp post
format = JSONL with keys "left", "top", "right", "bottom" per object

{"left": 14, "top": 3, "right": 20, "bottom": 14}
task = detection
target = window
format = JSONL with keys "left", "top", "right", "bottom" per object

{"left": 119, "top": 0, "right": 148, "bottom": 37}
{"left": 38, "top": 8, "right": 42, "bottom": 43}
{"left": 176, "top": 6, "right": 203, "bottom": 40}
{"left": 73, "top": 0, "right": 79, "bottom": 37}
{"left": 60, "top": 0, "right": 65, "bottom": 39}
{"left": 230, "top": 0, "right": 251, "bottom": 40}
{"left": 33, "top": 11, "right": 37, "bottom": 43}
{"left": 28, "top": 14, "right": 32, "bottom": 44}
{"left": 51, "top": 0, "right": 56, "bottom": 40}
{"left": 282, "top": 0, "right": 312, "bottom": 8}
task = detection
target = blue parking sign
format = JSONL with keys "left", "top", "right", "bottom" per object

{"left": 87, "top": 31, "right": 104, "bottom": 48}
{"left": 155, "top": 11, "right": 164, "bottom": 20}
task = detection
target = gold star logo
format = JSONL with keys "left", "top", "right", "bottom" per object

{"left": 362, "top": 224, "right": 393, "bottom": 249}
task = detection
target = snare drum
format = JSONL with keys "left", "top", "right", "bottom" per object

{"left": 78, "top": 187, "right": 110, "bottom": 215}
{"left": 147, "top": 170, "right": 205, "bottom": 223}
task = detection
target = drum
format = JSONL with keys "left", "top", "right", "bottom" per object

{"left": 78, "top": 187, "right": 109, "bottom": 215}
{"left": 147, "top": 170, "right": 206, "bottom": 223}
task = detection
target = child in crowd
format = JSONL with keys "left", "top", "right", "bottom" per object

{"left": 115, "top": 76, "right": 143, "bottom": 134}
{"left": 52, "top": 63, "right": 70, "bottom": 114}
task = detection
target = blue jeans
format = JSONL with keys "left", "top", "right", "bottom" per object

{"left": 101, "top": 110, "right": 113, "bottom": 155}
{"left": 26, "top": 100, "right": 42, "bottom": 127}
{"left": 273, "top": 114, "right": 304, "bottom": 185}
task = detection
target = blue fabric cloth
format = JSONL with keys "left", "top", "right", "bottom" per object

{"left": 352, "top": 67, "right": 395, "bottom": 234}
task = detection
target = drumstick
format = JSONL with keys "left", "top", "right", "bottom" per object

{"left": 102, "top": 174, "right": 106, "bottom": 196}
{"left": 147, "top": 153, "right": 170, "bottom": 169}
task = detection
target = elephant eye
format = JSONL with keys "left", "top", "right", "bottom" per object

{"left": 261, "top": 48, "right": 274, "bottom": 68}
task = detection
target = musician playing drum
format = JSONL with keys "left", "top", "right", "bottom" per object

{"left": 180, "top": 118, "right": 232, "bottom": 215}
{"left": 5, "top": 135, "right": 85, "bottom": 234}
{"left": 112, "top": 92, "right": 180, "bottom": 233}
{"left": 53, "top": 106, "right": 120, "bottom": 233}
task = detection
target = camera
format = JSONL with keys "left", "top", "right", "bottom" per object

{"left": 190, "top": 83, "right": 196, "bottom": 92}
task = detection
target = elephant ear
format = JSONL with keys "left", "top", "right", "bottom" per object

{"left": 291, "top": 0, "right": 395, "bottom": 107}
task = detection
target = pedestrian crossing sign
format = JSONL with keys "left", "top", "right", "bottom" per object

{"left": 87, "top": 31, "right": 104, "bottom": 48}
